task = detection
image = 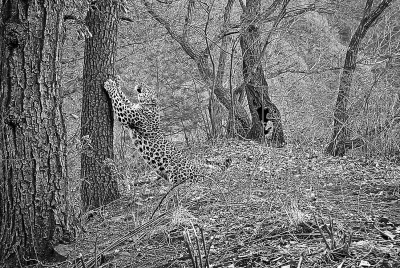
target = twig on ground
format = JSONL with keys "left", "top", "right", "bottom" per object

{"left": 78, "top": 254, "right": 86, "bottom": 268}
{"left": 297, "top": 255, "right": 303, "bottom": 268}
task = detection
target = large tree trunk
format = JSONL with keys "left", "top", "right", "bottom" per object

{"left": 326, "top": 0, "right": 394, "bottom": 156}
{"left": 240, "top": 0, "right": 285, "bottom": 147}
{"left": 0, "top": 1, "right": 72, "bottom": 266}
{"left": 81, "top": 0, "right": 120, "bottom": 210}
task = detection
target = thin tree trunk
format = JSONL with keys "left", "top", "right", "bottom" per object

{"left": 228, "top": 39, "right": 238, "bottom": 137}
{"left": 240, "top": 0, "right": 286, "bottom": 147}
{"left": 0, "top": 1, "right": 72, "bottom": 265}
{"left": 81, "top": 0, "right": 120, "bottom": 210}
{"left": 326, "top": 0, "right": 394, "bottom": 156}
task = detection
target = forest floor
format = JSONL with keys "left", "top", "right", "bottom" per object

{"left": 56, "top": 140, "right": 400, "bottom": 268}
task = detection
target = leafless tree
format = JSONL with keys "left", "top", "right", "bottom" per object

{"left": 326, "top": 0, "right": 395, "bottom": 156}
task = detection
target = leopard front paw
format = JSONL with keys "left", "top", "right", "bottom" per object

{"left": 104, "top": 78, "right": 117, "bottom": 93}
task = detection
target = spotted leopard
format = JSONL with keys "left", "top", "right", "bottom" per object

{"left": 104, "top": 77, "right": 201, "bottom": 184}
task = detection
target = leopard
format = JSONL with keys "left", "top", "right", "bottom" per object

{"left": 107, "top": 76, "right": 161, "bottom": 138}
{"left": 104, "top": 76, "right": 201, "bottom": 185}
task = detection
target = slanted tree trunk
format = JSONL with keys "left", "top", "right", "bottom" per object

{"left": 0, "top": 1, "right": 72, "bottom": 266}
{"left": 81, "top": 0, "right": 120, "bottom": 210}
{"left": 326, "top": 0, "right": 394, "bottom": 156}
{"left": 240, "top": 0, "right": 286, "bottom": 147}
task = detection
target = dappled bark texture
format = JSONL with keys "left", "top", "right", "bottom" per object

{"left": 0, "top": 1, "right": 71, "bottom": 266}
{"left": 327, "top": 0, "right": 394, "bottom": 156}
{"left": 81, "top": 0, "right": 120, "bottom": 210}
{"left": 240, "top": 0, "right": 285, "bottom": 147}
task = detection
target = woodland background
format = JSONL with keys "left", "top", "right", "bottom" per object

{"left": 1, "top": 0, "right": 400, "bottom": 267}
{"left": 63, "top": 0, "right": 400, "bottom": 158}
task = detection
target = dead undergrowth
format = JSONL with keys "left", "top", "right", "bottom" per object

{"left": 55, "top": 140, "right": 399, "bottom": 268}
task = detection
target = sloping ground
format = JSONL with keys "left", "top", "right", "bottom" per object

{"left": 58, "top": 140, "right": 400, "bottom": 268}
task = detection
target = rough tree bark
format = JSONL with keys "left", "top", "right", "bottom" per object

{"left": 0, "top": 1, "right": 72, "bottom": 266}
{"left": 326, "top": 0, "right": 394, "bottom": 156}
{"left": 240, "top": 0, "right": 286, "bottom": 147}
{"left": 81, "top": 0, "right": 120, "bottom": 210}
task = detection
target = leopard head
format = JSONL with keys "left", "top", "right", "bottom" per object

{"left": 135, "top": 84, "right": 158, "bottom": 106}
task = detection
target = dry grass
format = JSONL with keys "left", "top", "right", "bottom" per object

{"left": 52, "top": 139, "right": 399, "bottom": 268}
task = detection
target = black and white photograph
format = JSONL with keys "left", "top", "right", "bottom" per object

{"left": 0, "top": 0, "right": 399, "bottom": 267}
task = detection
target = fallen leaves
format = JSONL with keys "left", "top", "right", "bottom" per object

{"left": 67, "top": 140, "right": 400, "bottom": 268}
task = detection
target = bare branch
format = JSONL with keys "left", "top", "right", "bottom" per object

{"left": 183, "top": 0, "right": 196, "bottom": 38}
{"left": 65, "top": 14, "right": 136, "bottom": 23}
{"left": 363, "top": 0, "right": 374, "bottom": 17}
{"left": 259, "top": 0, "right": 284, "bottom": 24}
{"left": 215, "top": 0, "right": 235, "bottom": 87}
{"left": 266, "top": 66, "right": 343, "bottom": 78}
{"left": 363, "top": 0, "right": 394, "bottom": 30}
{"left": 203, "top": 1, "right": 215, "bottom": 75}
{"left": 259, "top": 0, "right": 291, "bottom": 59}
{"left": 238, "top": 0, "right": 246, "bottom": 11}
{"left": 120, "top": 16, "right": 134, "bottom": 22}
{"left": 156, "top": 0, "right": 173, "bottom": 3}
{"left": 64, "top": 14, "right": 78, "bottom": 21}
{"left": 141, "top": 0, "right": 200, "bottom": 60}
{"left": 208, "top": 3, "right": 320, "bottom": 50}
